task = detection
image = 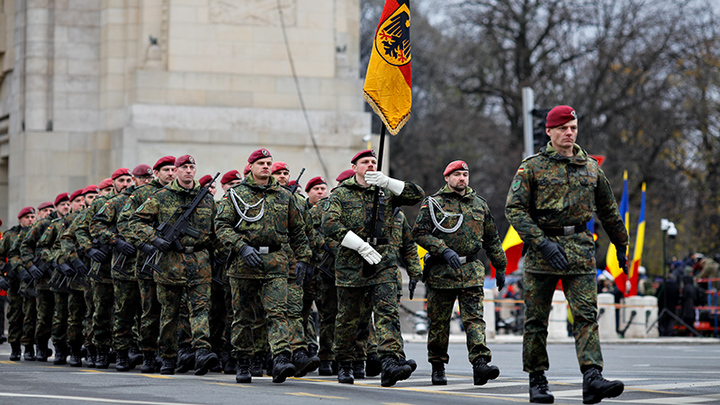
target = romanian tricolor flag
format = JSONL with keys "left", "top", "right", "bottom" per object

{"left": 363, "top": 0, "right": 412, "bottom": 135}
{"left": 605, "top": 171, "right": 630, "bottom": 294}
{"left": 628, "top": 182, "right": 646, "bottom": 296}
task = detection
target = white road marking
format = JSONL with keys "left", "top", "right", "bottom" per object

{"left": 0, "top": 392, "right": 206, "bottom": 405}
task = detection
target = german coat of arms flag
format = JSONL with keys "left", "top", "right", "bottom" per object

{"left": 363, "top": 0, "right": 411, "bottom": 135}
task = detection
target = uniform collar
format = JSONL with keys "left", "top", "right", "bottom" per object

{"left": 242, "top": 173, "right": 279, "bottom": 190}
{"left": 436, "top": 184, "right": 476, "bottom": 199}
{"left": 169, "top": 179, "right": 199, "bottom": 194}
{"left": 544, "top": 142, "right": 588, "bottom": 165}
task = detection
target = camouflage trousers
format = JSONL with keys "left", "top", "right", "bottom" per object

{"left": 208, "top": 282, "right": 230, "bottom": 353}
{"left": 358, "top": 289, "right": 377, "bottom": 358}
{"left": 91, "top": 280, "right": 114, "bottom": 350}
{"left": 6, "top": 281, "right": 23, "bottom": 344}
{"left": 138, "top": 277, "right": 160, "bottom": 352}
{"left": 83, "top": 287, "right": 94, "bottom": 347}
{"left": 113, "top": 278, "right": 141, "bottom": 351}
{"left": 302, "top": 283, "right": 318, "bottom": 348}
{"left": 156, "top": 282, "right": 212, "bottom": 359}
{"left": 427, "top": 286, "right": 490, "bottom": 364}
{"left": 316, "top": 274, "right": 337, "bottom": 361}
{"left": 35, "top": 288, "right": 55, "bottom": 342}
{"left": 22, "top": 294, "right": 37, "bottom": 346}
{"left": 230, "top": 277, "right": 290, "bottom": 359}
{"left": 523, "top": 272, "right": 603, "bottom": 373}
{"left": 335, "top": 283, "right": 403, "bottom": 362}
{"left": 52, "top": 289, "right": 86, "bottom": 345}
{"left": 287, "top": 282, "right": 308, "bottom": 352}
{"left": 178, "top": 289, "right": 193, "bottom": 350}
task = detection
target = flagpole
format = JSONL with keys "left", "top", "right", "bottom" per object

{"left": 369, "top": 125, "right": 387, "bottom": 242}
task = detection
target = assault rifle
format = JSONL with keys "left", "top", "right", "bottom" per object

{"left": 317, "top": 244, "right": 335, "bottom": 280}
{"left": 288, "top": 168, "right": 305, "bottom": 194}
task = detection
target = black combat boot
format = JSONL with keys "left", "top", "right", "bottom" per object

{"left": 250, "top": 352, "right": 265, "bottom": 377}
{"left": 36, "top": 339, "right": 50, "bottom": 362}
{"left": 318, "top": 360, "right": 333, "bottom": 376}
{"left": 337, "top": 361, "right": 354, "bottom": 384}
{"left": 160, "top": 357, "right": 176, "bottom": 375}
{"left": 128, "top": 346, "right": 143, "bottom": 370}
{"left": 472, "top": 357, "right": 500, "bottom": 386}
{"left": 380, "top": 355, "right": 413, "bottom": 387}
{"left": 308, "top": 343, "right": 319, "bottom": 359}
{"left": 210, "top": 351, "right": 222, "bottom": 373}
{"left": 176, "top": 347, "right": 195, "bottom": 373}
{"left": 0, "top": 334, "right": 6, "bottom": 344}
{"left": 272, "top": 351, "right": 297, "bottom": 383}
{"left": 352, "top": 360, "right": 365, "bottom": 379}
{"left": 96, "top": 347, "right": 110, "bottom": 369}
{"left": 401, "top": 357, "right": 417, "bottom": 372}
{"left": 69, "top": 341, "right": 83, "bottom": 367}
{"left": 365, "top": 353, "right": 382, "bottom": 377}
{"left": 23, "top": 344, "right": 36, "bottom": 361}
{"left": 292, "top": 348, "right": 320, "bottom": 377}
{"left": 9, "top": 342, "right": 21, "bottom": 361}
{"left": 194, "top": 348, "right": 219, "bottom": 376}
{"left": 222, "top": 351, "right": 237, "bottom": 374}
{"left": 53, "top": 342, "right": 67, "bottom": 365}
{"left": 582, "top": 367, "right": 624, "bottom": 404}
{"left": 431, "top": 362, "right": 447, "bottom": 385}
{"left": 141, "top": 351, "right": 157, "bottom": 373}
{"left": 236, "top": 357, "right": 252, "bottom": 383}
{"left": 529, "top": 371, "right": 554, "bottom": 403}
{"left": 115, "top": 349, "right": 130, "bottom": 372}
{"left": 86, "top": 345, "right": 97, "bottom": 368}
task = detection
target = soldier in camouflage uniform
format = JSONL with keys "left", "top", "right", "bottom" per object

{"left": 505, "top": 105, "right": 628, "bottom": 404}
{"left": 129, "top": 155, "right": 219, "bottom": 376}
{"left": 321, "top": 149, "right": 424, "bottom": 386}
{"left": 414, "top": 160, "right": 507, "bottom": 386}
{"left": 215, "top": 149, "right": 311, "bottom": 384}
{"left": 117, "top": 155, "right": 176, "bottom": 373}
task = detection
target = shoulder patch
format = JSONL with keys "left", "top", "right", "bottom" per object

{"left": 217, "top": 203, "right": 224, "bottom": 215}
{"left": 323, "top": 199, "right": 331, "bottom": 211}
{"left": 511, "top": 178, "right": 522, "bottom": 192}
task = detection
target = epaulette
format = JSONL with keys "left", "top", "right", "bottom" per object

{"left": 521, "top": 152, "right": 542, "bottom": 163}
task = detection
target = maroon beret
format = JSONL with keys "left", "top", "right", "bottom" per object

{"left": 288, "top": 180, "right": 299, "bottom": 188}
{"left": 443, "top": 160, "right": 469, "bottom": 176}
{"left": 243, "top": 164, "right": 252, "bottom": 176}
{"left": 54, "top": 192, "right": 71, "bottom": 207}
{"left": 271, "top": 161, "right": 289, "bottom": 174}
{"left": 132, "top": 164, "right": 153, "bottom": 177}
{"left": 153, "top": 155, "right": 176, "bottom": 170}
{"left": 37, "top": 201, "right": 55, "bottom": 211}
{"left": 336, "top": 169, "right": 355, "bottom": 183}
{"left": 305, "top": 176, "right": 327, "bottom": 193}
{"left": 199, "top": 174, "right": 213, "bottom": 187}
{"left": 351, "top": 149, "right": 376, "bottom": 164}
{"left": 69, "top": 189, "right": 84, "bottom": 202}
{"left": 221, "top": 170, "right": 242, "bottom": 185}
{"left": 98, "top": 178, "right": 113, "bottom": 190}
{"left": 546, "top": 105, "right": 577, "bottom": 128}
{"left": 18, "top": 206, "right": 36, "bottom": 219}
{"left": 82, "top": 185, "right": 99, "bottom": 195}
{"left": 248, "top": 148, "right": 272, "bottom": 164}
{"left": 174, "top": 155, "right": 195, "bottom": 167}
{"left": 111, "top": 168, "right": 131, "bottom": 180}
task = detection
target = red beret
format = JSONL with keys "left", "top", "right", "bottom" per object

{"left": 199, "top": 174, "right": 213, "bottom": 187}
{"left": 174, "top": 155, "right": 196, "bottom": 167}
{"left": 98, "top": 178, "right": 113, "bottom": 190}
{"left": 305, "top": 176, "right": 327, "bottom": 193}
{"left": 351, "top": 149, "right": 376, "bottom": 164}
{"left": 18, "top": 206, "right": 36, "bottom": 219}
{"left": 132, "top": 164, "right": 153, "bottom": 177}
{"left": 288, "top": 180, "right": 299, "bottom": 188}
{"left": 54, "top": 192, "right": 71, "bottom": 206}
{"left": 243, "top": 164, "right": 251, "bottom": 176}
{"left": 37, "top": 201, "right": 55, "bottom": 211}
{"left": 443, "top": 160, "right": 469, "bottom": 176}
{"left": 221, "top": 170, "right": 242, "bottom": 185}
{"left": 82, "top": 185, "right": 99, "bottom": 195}
{"left": 153, "top": 155, "right": 176, "bottom": 170}
{"left": 336, "top": 169, "right": 355, "bottom": 183}
{"left": 546, "top": 105, "right": 577, "bottom": 128}
{"left": 112, "top": 168, "right": 131, "bottom": 180}
{"left": 0, "top": 218, "right": 2, "bottom": 227}
{"left": 271, "top": 161, "right": 289, "bottom": 174}
{"left": 69, "top": 189, "right": 84, "bottom": 202}
{"left": 248, "top": 148, "right": 272, "bottom": 164}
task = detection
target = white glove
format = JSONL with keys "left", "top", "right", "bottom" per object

{"left": 364, "top": 171, "right": 405, "bottom": 195}
{"left": 341, "top": 231, "right": 382, "bottom": 265}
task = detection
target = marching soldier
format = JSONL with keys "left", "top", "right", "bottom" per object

{"left": 413, "top": 160, "right": 507, "bottom": 386}
{"left": 215, "top": 149, "right": 312, "bottom": 384}
{"left": 321, "top": 149, "right": 424, "bottom": 386}
{"left": 220, "top": 170, "right": 243, "bottom": 192}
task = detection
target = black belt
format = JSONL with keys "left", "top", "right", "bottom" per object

{"left": 540, "top": 225, "right": 586, "bottom": 236}
{"left": 252, "top": 244, "right": 282, "bottom": 254}
{"left": 366, "top": 237, "right": 389, "bottom": 246}
{"left": 459, "top": 253, "right": 479, "bottom": 265}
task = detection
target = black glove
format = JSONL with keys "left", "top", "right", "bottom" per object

{"left": 239, "top": 244, "right": 262, "bottom": 267}
{"left": 151, "top": 237, "right": 171, "bottom": 253}
{"left": 496, "top": 274, "right": 506, "bottom": 290}
{"left": 27, "top": 264, "right": 43, "bottom": 280}
{"left": 408, "top": 278, "right": 418, "bottom": 300}
{"left": 0, "top": 276, "right": 10, "bottom": 291}
{"left": 86, "top": 247, "right": 108, "bottom": 263}
{"left": 138, "top": 242, "right": 156, "bottom": 255}
{"left": 58, "top": 262, "right": 77, "bottom": 278}
{"left": 115, "top": 239, "right": 137, "bottom": 256}
{"left": 295, "top": 261, "right": 312, "bottom": 286}
{"left": 538, "top": 239, "right": 568, "bottom": 270}
{"left": 18, "top": 269, "right": 32, "bottom": 283}
{"left": 71, "top": 259, "right": 88, "bottom": 276}
{"left": 616, "top": 244, "right": 628, "bottom": 274}
{"left": 442, "top": 248, "right": 462, "bottom": 270}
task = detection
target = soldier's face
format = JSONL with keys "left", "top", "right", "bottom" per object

{"left": 353, "top": 157, "right": 377, "bottom": 179}
{"left": 222, "top": 179, "right": 242, "bottom": 192}
{"left": 252, "top": 158, "right": 273, "bottom": 181}
{"left": 176, "top": 164, "right": 196, "bottom": 187}
{"left": 114, "top": 175, "right": 133, "bottom": 193}
{"left": 547, "top": 119, "right": 578, "bottom": 151}
{"left": 84, "top": 193, "right": 98, "bottom": 206}
{"left": 307, "top": 184, "right": 328, "bottom": 205}
{"left": 155, "top": 166, "right": 176, "bottom": 186}
{"left": 207, "top": 182, "right": 217, "bottom": 196}
{"left": 445, "top": 170, "right": 469, "bottom": 193}
{"left": 20, "top": 214, "right": 37, "bottom": 227}
{"left": 99, "top": 187, "right": 113, "bottom": 197}
{"left": 39, "top": 207, "right": 55, "bottom": 219}
{"left": 272, "top": 169, "right": 290, "bottom": 186}
{"left": 56, "top": 201, "right": 71, "bottom": 216}
{"left": 134, "top": 176, "right": 152, "bottom": 187}
{"left": 70, "top": 196, "right": 85, "bottom": 212}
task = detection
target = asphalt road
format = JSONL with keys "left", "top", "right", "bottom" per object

{"left": 1, "top": 341, "right": 719, "bottom": 405}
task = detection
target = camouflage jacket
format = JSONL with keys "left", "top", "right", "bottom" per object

{"left": 414, "top": 185, "right": 506, "bottom": 288}
{"left": 130, "top": 179, "right": 216, "bottom": 286}
{"left": 117, "top": 179, "right": 164, "bottom": 280}
{"left": 91, "top": 186, "right": 137, "bottom": 280}
{"left": 19, "top": 213, "right": 58, "bottom": 289}
{"left": 37, "top": 215, "right": 70, "bottom": 265}
{"left": 8, "top": 226, "right": 34, "bottom": 274}
{"left": 1, "top": 226, "right": 22, "bottom": 278}
{"left": 60, "top": 196, "right": 112, "bottom": 283}
{"left": 505, "top": 143, "right": 628, "bottom": 275}
{"left": 321, "top": 175, "right": 424, "bottom": 287}
{"left": 215, "top": 174, "right": 311, "bottom": 280}
{"left": 49, "top": 209, "right": 88, "bottom": 289}
{"left": 391, "top": 208, "right": 423, "bottom": 286}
